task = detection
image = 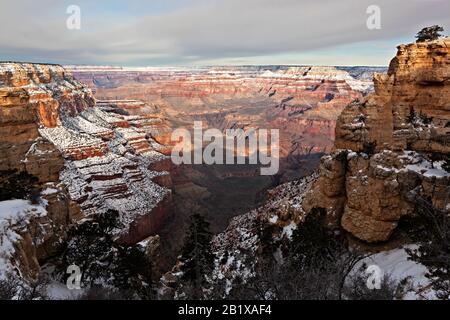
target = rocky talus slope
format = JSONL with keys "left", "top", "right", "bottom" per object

{"left": 0, "top": 63, "right": 171, "bottom": 280}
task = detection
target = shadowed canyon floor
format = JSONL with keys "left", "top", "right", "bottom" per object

{"left": 157, "top": 153, "right": 323, "bottom": 268}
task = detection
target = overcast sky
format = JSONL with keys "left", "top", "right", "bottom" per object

{"left": 0, "top": 0, "right": 449, "bottom": 66}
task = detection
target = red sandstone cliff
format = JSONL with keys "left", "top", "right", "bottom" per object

{"left": 0, "top": 63, "right": 172, "bottom": 279}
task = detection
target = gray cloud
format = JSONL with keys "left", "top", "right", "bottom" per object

{"left": 0, "top": 0, "right": 449, "bottom": 65}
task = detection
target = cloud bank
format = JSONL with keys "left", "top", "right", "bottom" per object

{"left": 1, "top": 0, "right": 449, "bottom": 65}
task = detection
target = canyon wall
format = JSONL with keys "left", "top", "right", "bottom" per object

{"left": 68, "top": 65, "right": 384, "bottom": 181}
{"left": 0, "top": 63, "right": 171, "bottom": 279}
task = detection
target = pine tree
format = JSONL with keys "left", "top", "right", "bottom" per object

{"left": 290, "top": 207, "right": 342, "bottom": 269}
{"left": 287, "top": 207, "right": 364, "bottom": 299}
{"left": 179, "top": 213, "right": 213, "bottom": 298}
{"left": 257, "top": 219, "right": 279, "bottom": 259}
{"left": 407, "top": 108, "right": 416, "bottom": 124}
{"left": 113, "top": 245, "right": 154, "bottom": 299}
{"left": 62, "top": 209, "right": 121, "bottom": 285}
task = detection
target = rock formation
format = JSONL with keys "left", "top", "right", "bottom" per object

{"left": 0, "top": 63, "right": 171, "bottom": 280}
{"left": 303, "top": 39, "right": 450, "bottom": 242}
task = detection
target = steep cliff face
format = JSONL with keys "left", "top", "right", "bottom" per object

{"left": 0, "top": 63, "right": 171, "bottom": 280}
{"left": 0, "top": 63, "right": 89, "bottom": 279}
{"left": 304, "top": 39, "right": 450, "bottom": 242}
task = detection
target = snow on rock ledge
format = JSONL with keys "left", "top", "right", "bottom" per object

{"left": 0, "top": 62, "right": 172, "bottom": 244}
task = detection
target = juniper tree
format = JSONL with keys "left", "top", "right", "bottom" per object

{"left": 416, "top": 25, "right": 444, "bottom": 42}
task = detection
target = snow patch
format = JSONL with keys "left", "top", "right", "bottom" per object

{"left": 0, "top": 200, "right": 47, "bottom": 280}
{"left": 281, "top": 222, "right": 297, "bottom": 240}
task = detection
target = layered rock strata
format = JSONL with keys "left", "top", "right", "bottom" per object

{"left": 0, "top": 63, "right": 171, "bottom": 279}
{"left": 68, "top": 66, "right": 383, "bottom": 163}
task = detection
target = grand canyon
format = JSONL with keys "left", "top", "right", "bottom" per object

{"left": 67, "top": 64, "right": 385, "bottom": 265}
{"left": 0, "top": 62, "right": 384, "bottom": 275}
{"left": 0, "top": 1, "right": 449, "bottom": 302}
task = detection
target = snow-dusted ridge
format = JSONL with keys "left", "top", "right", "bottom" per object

{"left": 35, "top": 91, "right": 172, "bottom": 232}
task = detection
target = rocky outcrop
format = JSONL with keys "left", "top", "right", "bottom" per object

{"left": 0, "top": 63, "right": 172, "bottom": 280}
{"left": 304, "top": 39, "right": 450, "bottom": 242}
{"left": 0, "top": 63, "right": 90, "bottom": 279}
{"left": 39, "top": 98, "right": 172, "bottom": 232}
